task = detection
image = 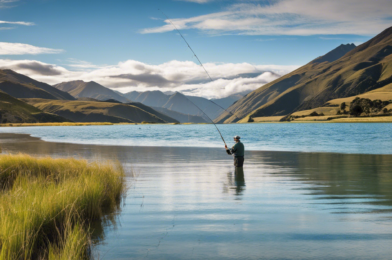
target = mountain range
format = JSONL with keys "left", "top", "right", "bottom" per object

{"left": 217, "top": 26, "right": 392, "bottom": 123}
{"left": 0, "top": 69, "right": 179, "bottom": 123}
{"left": 123, "top": 90, "right": 244, "bottom": 122}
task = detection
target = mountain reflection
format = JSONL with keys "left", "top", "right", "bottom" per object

{"left": 251, "top": 151, "right": 392, "bottom": 214}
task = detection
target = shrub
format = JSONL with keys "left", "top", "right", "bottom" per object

{"left": 350, "top": 105, "right": 363, "bottom": 116}
{"left": 309, "top": 111, "right": 319, "bottom": 116}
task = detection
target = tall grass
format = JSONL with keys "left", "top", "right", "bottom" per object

{"left": 0, "top": 154, "right": 126, "bottom": 260}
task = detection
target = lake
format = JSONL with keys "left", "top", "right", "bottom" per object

{"left": 1, "top": 122, "right": 392, "bottom": 154}
{"left": 1, "top": 123, "right": 392, "bottom": 259}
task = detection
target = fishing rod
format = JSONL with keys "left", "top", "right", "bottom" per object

{"left": 158, "top": 9, "right": 243, "bottom": 122}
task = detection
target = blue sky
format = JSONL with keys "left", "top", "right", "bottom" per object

{"left": 0, "top": 0, "right": 391, "bottom": 98}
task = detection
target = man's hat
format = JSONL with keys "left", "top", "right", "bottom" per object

{"left": 233, "top": 135, "right": 240, "bottom": 139}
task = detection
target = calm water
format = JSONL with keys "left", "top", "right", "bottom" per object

{"left": 0, "top": 123, "right": 391, "bottom": 154}
{"left": 1, "top": 132, "right": 392, "bottom": 259}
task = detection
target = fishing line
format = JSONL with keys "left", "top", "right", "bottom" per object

{"left": 158, "top": 9, "right": 243, "bottom": 122}
{"left": 180, "top": 92, "right": 227, "bottom": 146}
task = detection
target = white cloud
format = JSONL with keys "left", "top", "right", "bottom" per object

{"left": 0, "top": 20, "right": 34, "bottom": 26}
{"left": 66, "top": 58, "right": 105, "bottom": 69}
{"left": 0, "top": 0, "right": 19, "bottom": 8}
{"left": 142, "top": 0, "right": 392, "bottom": 36}
{"left": 0, "top": 58, "right": 298, "bottom": 99}
{"left": 0, "top": 42, "right": 63, "bottom": 55}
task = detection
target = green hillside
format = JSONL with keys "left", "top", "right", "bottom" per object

{"left": 0, "top": 91, "right": 69, "bottom": 123}
{"left": 0, "top": 80, "right": 59, "bottom": 99}
{"left": 23, "top": 99, "right": 178, "bottom": 123}
{"left": 217, "top": 26, "right": 392, "bottom": 123}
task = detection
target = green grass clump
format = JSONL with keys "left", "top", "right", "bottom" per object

{"left": 0, "top": 154, "right": 126, "bottom": 259}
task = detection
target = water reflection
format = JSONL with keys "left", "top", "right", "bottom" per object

{"left": 249, "top": 151, "right": 392, "bottom": 214}
{"left": 223, "top": 168, "right": 246, "bottom": 197}
{"left": 2, "top": 134, "right": 392, "bottom": 259}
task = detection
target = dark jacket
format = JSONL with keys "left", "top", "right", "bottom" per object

{"left": 226, "top": 141, "right": 245, "bottom": 157}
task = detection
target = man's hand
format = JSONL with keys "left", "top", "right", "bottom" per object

{"left": 225, "top": 144, "right": 227, "bottom": 149}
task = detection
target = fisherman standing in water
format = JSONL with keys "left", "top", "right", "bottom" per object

{"left": 225, "top": 135, "right": 245, "bottom": 167}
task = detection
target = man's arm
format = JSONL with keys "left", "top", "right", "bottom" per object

{"left": 225, "top": 144, "right": 233, "bottom": 155}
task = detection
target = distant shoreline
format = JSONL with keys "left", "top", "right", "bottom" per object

{"left": 1, "top": 117, "right": 392, "bottom": 127}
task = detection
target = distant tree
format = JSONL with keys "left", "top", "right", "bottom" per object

{"left": 350, "top": 105, "right": 363, "bottom": 116}
{"left": 310, "top": 111, "right": 319, "bottom": 116}
{"left": 248, "top": 116, "right": 254, "bottom": 122}
{"left": 383, "top": 108, "right": 388, "bottom": 114}
{"left": 340, "top": 102, "right": 346, "bottom": 110}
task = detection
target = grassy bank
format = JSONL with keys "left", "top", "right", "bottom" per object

{"left": 0, "top": 122, "right": 117, "bottom": 127}
{"left": 0, "top": 154, "right": 126, "bottom": 259}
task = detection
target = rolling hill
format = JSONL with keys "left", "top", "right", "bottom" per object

{"left": 54, "top": 80, "right": 130, "bottom": 103}
{"left": 0, "top": 91, "right": 69, "bottom": 123}
{"left": 0, "top": 69, "right": 74, "bottom": 100}
{"left": 218, "top": 26, "right": 392, "bottom": 123}
{"left": 23, "top": 99, "right": 178, "bottom": 123}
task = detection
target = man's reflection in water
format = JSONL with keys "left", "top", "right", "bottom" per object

{"left": 223, "top": 168, "right": 246, "bottom": 197}
{"left": 234, "top": 167, "right": 246, "bottom": 196}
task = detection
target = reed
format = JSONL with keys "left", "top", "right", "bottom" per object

{"left": 0, "top": 154, "right": 126, "bottom": 260}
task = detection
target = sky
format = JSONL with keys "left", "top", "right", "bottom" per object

{"left": 0, "top": 0, "right": 391, "bottom": 98}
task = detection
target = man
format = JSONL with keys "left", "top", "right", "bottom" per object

{"left": 225, "top": 135, "right": 245, "bottom": 167}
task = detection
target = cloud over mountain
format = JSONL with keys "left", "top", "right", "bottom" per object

{"left": 0, "top": 58, "right": 297, "bottom": 99}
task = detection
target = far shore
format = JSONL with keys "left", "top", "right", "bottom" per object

{"left": 1, "top": 116, "right": 392, "bottom": 127}
{"left": 243, "top": 115, "right": 392, "bottom": 124}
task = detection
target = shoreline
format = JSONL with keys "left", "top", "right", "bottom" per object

{"left": 1, "top": 132, "right": 391, "bottom": 157}
{"left": 1, "top": 116, "right": 392, "bottom": 127}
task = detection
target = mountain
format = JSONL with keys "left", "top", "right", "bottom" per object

{"left": 123, "top": 91, "right": 171, "bottom": 107}
{"left": 312, "top": 44, "right": 356, "bottom": 63}
{"left": 0, "top": 91, "right": 69, "bottom": 123}
{"left": 123, "top": 90, "right": 242, "bottom": 121}
{"left": 23, "top": 99, "right": 178, "bottom": 123}
{"left": 152, "top": 107, "right": 208, "bottom": 123}
{"left": 211, "top": 93, "right": 247, "bottom": 109}
{"left": 0, "top": 69, "right": 74, "bottom": 100}
{"left": 186, "top": 95, "right": 225, "bottom": 120}
{"left": 0, "top": 81, "right": 60, "bottom": 100}
{"left": 126, "top": 102, "right": 179, "bottom": 123}
{"left": 219, "top": 26, "right": 392, "bottom": 123}
{"left": 161, "top": 92, "right": 202, "bottom": 116}
{"left": 54, "top": 80, "right": 130, "bottom": 103}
